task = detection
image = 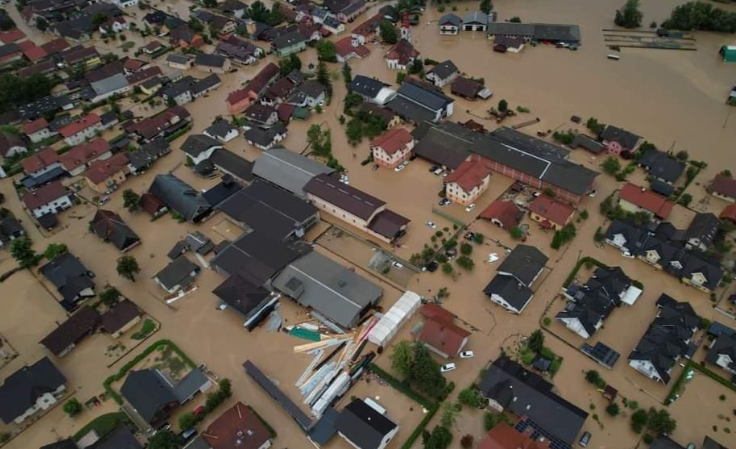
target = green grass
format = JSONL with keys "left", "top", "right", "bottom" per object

{"left": 367, "top": 363, "right": 434, "bottom": 409}
{"left": 666, "top": 361, "right": 736, "bottom": 405}
{"left": 130, "top": 319, "right": 156, "bottom": 340}
{"left": 563, "top": 256, "right": 608, "bottom": 288}
{"left": 73, "top": 412, "right": 128, "bottom": 441}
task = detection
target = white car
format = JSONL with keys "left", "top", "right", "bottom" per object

{"left": 465, "top": 203, "right": 476, "bottom": 212}
{"left": 588, "top": 189, "right": 597, "bottom": 198}
{"left": 440, "top": 363, "right": 456, "bottom": 373}
{"left": 394, "top": 164, "right": 406, "bottom": 172}
{"left": 459, "top": 351, "right": 474, "bottom": 359}
{"left": 392, "top": 261, "right": 404, "bottom": 269}
{"left": 432, "top": 168, "right": 444, "bottom": 176}
{"left": 622, "top": 251, "right": 635, "bottom": 259}
{"left": 425, "top": 221, "right": 436, "bottom": 229}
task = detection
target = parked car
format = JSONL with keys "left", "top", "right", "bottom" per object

{"left": 180, "top": 428, "right": 197, "bottom": 443}
{"left": 438, "top": 198, "right": 451, "bottom": 206}
{"left": 392, "top": 261, "right": 404, "bottom": 269}
{"left": 395, "top": 163, "right": 406, "bottom": 172}
{"left": 372, "top": 164, "right": 379, "bottom": 171}
{"left": 464, "top": 232, "right": 476, "bottom": 241}
{"left": 429, "top": 165, "right": 439, "bottom": 173}
{"left": 459, "top": 351, "right": 474, "bottom": 359}
{"left": 193, "top": 405, "right": 205, "bottom": 416}
{"left": 440, "top": 363, "right": 456, "bottom": 373}
{"left": 425, "top": 221, "right": 437, "bottom": 229}
{"left": 465, "top": 203, "right": 476, "bottom": 212}
{"left": 433, "top": 167, "right": 444, "bottom": 176}
{"left": 98, "top": 196, "right": 110, "bottom": 206}
{"left": 423, "top": 261, "right": 439, "bottom": 272}
{"left": 588, "top": 189, "right": 597, "bottom": 198}
{"left": 579, "top": 432, "right": 591, "bottom": 447}
{"left": 622, "top": 251, "right": 635, "bottom": 259}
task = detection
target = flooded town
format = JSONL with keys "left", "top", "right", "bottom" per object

{"left": 1, "top": 0, "right": 736, "bottom": 448}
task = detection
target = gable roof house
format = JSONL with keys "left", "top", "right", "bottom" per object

{"left": 209, "top": 149, "right": 255, "bottom": 184}
{"left": 22, "top": 180, "right": 74, "bottom": 219}
{"left": 212, "top": 274, "right": 277, "bottom": 331}
{"left": 0, "top": 357, "right": 67, "bottom": 424}
{"left": 202, "top": 402, "right": 273, "bottom": 449}
{"left": 244, "top": 103, "right": 279, "bottom": 127}
{"left": 124, "top": 106, "right": 191, "bottom": 143}
{"left": 557, "top": 266, "right": 641, "bottom": 339}
{"left": 600, "top": 125, "right": 641, "bottom": 155}
{"left": 479, "top": 200, "right": 524, "bottom": 230}
{"left": 244, "top": 123, "right": 287, "bottom": 151}
{"left": 462, "top": 10, "right": 488, "bottom": 31}
{"left": 148, "top": 174, "right": 212, "bottom": 222}
{"left": 707, "top": 173, "right": 736, "bottom": 203}
{"left": 527, "top": 195, "right": 575, "bottom": 231}
{"left": 0, "top": 132, "right": 28, "bottom": 159}
{"left": 444, "top": 155, "right": 493, "bottom": 207}
{"left": 418, "top": 304, "right": 470, "bottom": 358}
{"left": 411, "top": 121, "right": 481, "bottom": 170}
{"left": 604, "top": 219, "right": 643, "bottom": 255}
{"left": 370, "top": 127, "right": 414, "bottom": 169}
{"left": 638, "top": 149, "right": 685, "bottom": 185}
{"left": 154, "top": 255, "right": 200, "bottom": 294}
{"left": 335, "top": 35, "right": 370, "bottom": 63}
{"left": 194, "top": 53, "right": 232, "bottom": 74}
{"left": 384, "top": 39, "right": 419, "bottom": 71}
{"left": 479, "top": 356, "right": 588, "bottom": 447}
{"left": 483, "top": 245, "right": 548, "bottom": 314}
{"left": 40, "top": 306, "right": 100, "bottom": 357}
{"left": 0, "top": 210, "right": 24, "bottom": 248}
{"left": 216, "top": 35, "right": 264, "bottom": 65}
{"left": 386, "top": 78, "right": 454, "bottom": 123}
{"left": 348, "top": 75, "right": 397, "bottom": 106}
{"left": 126, "top": 138, "right": 171, "bottom": 176}
{"left": 90, "top": 210, "right": 140, "bottom": 252}
{"left": 286, "top": 80, "right": 327, "bottom": 109}
{"left": 425, "top": 60, "right": 459, "bottom": 88}
{"left": 261, "top": 77, "right": 296, "bottom": 106}
{"left": 325, "top": 0, "right": 366, "bottom": 23}
{"left": 21, "top": 118, "right": 55, "bottom": 145}
{"left": 59, "top": 113, "right": 104, "bottom": 146}
{"left": 60, "top": 138, "right": 113, "bottom": 177}
{"left": 101, "top": 299, "right": 142, "bottom": 338}
{"left": 181, "top": 134, "right": 222, "bottom": 166}
{"left": 40, "top": 252, "right": 96, "bottom": 311}
{"left": 204, "top": 120, "right": 239, "bottom": 143}
{"left": 684, "top": 212, "right": 719, "bottom": 251}
{"left": 252, "top": 147, "right": 335, "bottom": 197}
{"left": 619, "top": 183, "right": 675, "bottom": 221}
{"left": 272, "top": 31, "right": 307, "bottom": 57}
{"left": 438, "top": 13, "right": 461, "bottom": 35}
{"left": 226, "top": 63, "right": 279, "bottom": 114}
{"left": 628, "top": 294, "right": 700, "bottom": 384}
{"left": 84, "top": 152, "right": 129, "bottom": 194}
{"left": 335, "top": 399, "right": 399, "bottom": 449}
{"left": 166, "top": 53, "right": 192, "bottom": 70}
{"left": 476, "top": 423, "right": 550, "bottom": 449}
{"left": 706, "top": 333, "right": 736, "bottom": 377}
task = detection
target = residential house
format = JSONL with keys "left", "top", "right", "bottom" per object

{"left": 618, "top": 183, "right": 675, "bottom": 221}
{"left": 335, "top": 35, "right": 370, "bottom": 62}
{"left": 204, "top": 120, "right": 239, "bottom": 143}
{"left": 40, "top": 306, "right": 100, "bottom": 357}
{"left": 140, "top": 192, "right": 168, "bottom": 218}
{"left": 140, "top": 76, "right": 163, "bottom": 96}
{"left": 444, "top": 155, "right": 493, "bottom": 206}
{"left": 384, "top": 39, "right": 418, "bottom": 71}
{"left": 124, "top": 106, "right": 191, "bottom": 143}
{"left": 450, "top": 76, "right": 489, "bottom": 100}
{"left": 685, "top": 212, "right": 719, "bottom": 251}
{"left": 425, "top": 60, "right": 458, "bottom": 88}
{"left": 273, "top": 251, "right": 383, "bottom": 328}
{"left": 479, "top": 356, "right": 588, "bottom": 447}
{"left": 220, "top": 0, "right": 248, "bottom": 19}
{"left": 90, "top": 210, "right": 140, "bottom": 252}
{"left": 304, "top": 174, "right": 410, "bottom": 244}
{"left": 485, "top": 22, "right": 581, "bottom": 45}
{"left": 0, "top": 357, "right": 66, "bottom": 424}
{"left": 194, "top": 53, "right": 231, "bottom": 74}
{"left": 706, "top": 332, "right": 736, "bottom": 377}
{"left": 226, "top": 63, "right": 280, "bottom": 114}
{"left": 600, "top": 125, "right": 641, "bottom": 155}
{"left": 261, "top": 77, "right": 296, "bottom": 106}
{"left": 22, "top": 181, "right": 74, "bottom": 219}
{"left": 0, "top": 132, "right": 28, "bottom": 159}
{"left": 100, "top": 299, "right": 142, "bottom": 338}
{"left": 325, "top": 0, "right": 366, "bottom": 23}
{"left": 244, "top": 123, "right": 287, "bottom": 150}
{"left": 476, "top": 423, "right": 550, "bottom": 449}
{"left": 20, "top": 148, "right": 64, "bottom": 188}
{"left": 493, "top": 35, "right": 525, "bottom": 53}
{"left": 628, "top": 294, "right": 700, "bottom": 384}
{"left": 438, "top": 13, "right": 461, "bottom": 35}
{"left": 349, "top": 75, "right": 397, "bottom": 106}
{"left": 638, "top": 149, "right": 685, "bottom": 185}
{"left": 386, "top": 79, "right": 454, "bottom": 123}
{"left": 210, "top": 149, "right": 255, "bottom": 184}
{"left": 287, "top": 81, "right": 326, "bottom": 109}
{"left": 335, "top": 399, "right": 398, "bottom": 449}
{"left": 358, "top": 103, "right": 401, "bottom": 127}
{"left": 351, "top": 13, "right": 383, "bottom": 44}
{"left": 604, "top": 220, "right": 643, "bottom": 255}
{"left": 148, "top": 174, "right": 211, "bottom": 222}
{"left": 60, "top": 139, "right": 112, "bottom": 176}
{"left": 418, "top": 304, "right": 470, "bottom": 358}
{"left": 0, "top": 210, "right": 24, "bottom": 248}
{"left": 571, "top": 134, "right": 605, "bottom": 154}
{"left": 557, "top": 266, "right": 641, "bottom": 339}
{"left": 252, "top": 147, "right": 334, "bottom": 197}
{"left": 462, "top": 11, "right": 488, "bottom": 31}
{"left": 22, "top": 118, "right": 55, "bottom": 144}
{"left": 212, "top": 275, "right": 276, "bottom": 330}
{"left": 244, "top": 104, "right": 279, "bottom": 127}
{"left": 58, "top": 113, "right": 102, "bottom": 146}
{"left": 99, "top": 16, "right": 128, "bottom": 34}
{"left": 707, "top": 173, "right": 736, "bottom": 203}
{"left": 84, "top": 152, "right": 129, "bottom": 194}
{"left": 528, "top": 195, "right": 575, "bottom": 230}
{"left": 479, "top": 200, "right": 524, "bottom": 230}
{"left": 170, "top": 25, "right": 204, "bottom": 49}
{"left": 162, "top": 76, "right": 196, "bottom": 106}
{"left": 85, "top": 425, "right": 142, "bottom": 449}
{"left": 40, "top": 439, "right": 78, "bottom": 449}
{"left": 181, "top": 134, "right": 222, "bottom": 166}
{"left": 39, "top": 252, "right": 96, "bottom": 311}
{"left": 126, "top": 138, "right": 170, "bottom": 176}
{"left": 202, "top": 402, "right": 273, "bottom": 449}
{"left": 721, "top": 204, "right": 736, "bottom": 224}
{"left": 216, "top": 35, "right": 264, "bottom": 65}
{"left": 272, "top": 31, "right": 307, "bottom": 57}
{"left": 370, "top": 127, "right": 414, "bottom": 169}
{"left": 154, "top": 255, "right": 200, "bottom": 294}
{"left": 0, "top": 43, "right": 23, "bottom": 67}
{"left": 166, "top": 53, "right": 192, "bottom": 70}
{"left": 483, "top": 245, "right": 548, "bottom": 314}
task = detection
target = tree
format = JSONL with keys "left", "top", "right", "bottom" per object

{"left": 44, "top": 243, "right": 68, "bottom": 260}
{"left": 614, "top": 0, "right": 643, "bottom": 29}
{"left": 63, "top": 398, "right": 82, "bottom": 417}
{"left": 342, "top": 62, "right": 352, "bottom": 87}
{"left": 99, "top": 286, "right": 121, "bottom": 306}
{"left": 484, "top": 412, "right": 509, "bottom": 431}
{"left": 396, "top": 72, "right": 407, "bottom": 84}
{"left": 441, "top": 263, "right": 453, "bottom": 274}
{"left": 10, "top": 237, "right": 39, "bottom": 269}
{"left": 551, "top": 232, "right": 563, "bottom": 250}
{"left": 460, "top": 435, "right": 474, "bottom": 449}
{"left": 123, "top": 189, "right": 141, "bottom": 212}
{"left": 278, "top": 54, "right": 302, "bottom": 76}
{"left": 585, "top": 370, "right": 602, "bottom": 385}
{"left": 440, "top": 402, "right": 460, "bottom": 428}
{"left": 458, "top": 388, "right": 483, "bottom": 408}
{"left": 527, "top": 330, "right": 545, "bottom": 353}
{"left": 390, "top": 340, "right": 414, "bottom": 379}
{"left": 380, "top": 20, "right": 398, "bottom": 44}
{"left": 117, "top": 255, "right": 140, "bottom": 282}
{"left": 509, "top": 16, "right": 522, "bottom": 23}
{"left": 678, "top": 193, "right": 692, "bottom": 206}
{"left": 316, "top": 61, "right": 331, "bottom": 92}
{"left": 456, "top": 255, "right": 474, "bottom": 271}
{"left": 36, "top": 17, "right": 49, "bottom": 32}
{"left": 424, "top": 425, "right": 453, "bottom": 449}
{"left": 411, "top": 343, "right": 446, "bottom": 397}
{"left": 188, "top": 17, "right": 204, "bottom": 32}
{"left": 662, "top": 2, "right": 736, "bottom": 33}
{"left": 586, "top": 117, "right": 606, "bottom": 136}
{"left": 510, "top": 226, "right": 524, "bottom": 240}
{"left": 498, "top": 99, "right": 508, "bottom": 112}
{"left": 460, "top": 243, "right": 473, "bottom": 256}
{"left": 479, "top": 0, "right": 493, "bottom": 15}
{"left": 92, "top": 12, "right": 109, "bottom": 28}
{"left": 675, "top": 150, "right": 689, "bottom": 161}
{"left": 179, "top": 412, "right": 198, "bottom": 430}
{"left": 647, "top": 408, "right": 677, "bottom": 435}
{"left": 606, "top": 403, "right": 620, "bottom": 416}
{"left": 316, "top": 40, "right": 337, "bottom": 62}
{"left": 631, "top": 409, "right": 649, "bottom": 433}
{"left": 601, "top": 156, "right": 622, "bottom": 175}
{"left": 409, "top": 58, "right": 424, "bottom": 75}
{"left": 147, "top": 430, "right": 181, "bottom": 449}
{"left": 203, "top": 0, "right": 217, "bottom": 6}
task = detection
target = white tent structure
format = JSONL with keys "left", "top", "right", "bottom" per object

{"left": 368, "top": 291, "right": 421, "bottom": 347}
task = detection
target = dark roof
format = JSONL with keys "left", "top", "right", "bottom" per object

{"left": 450, "top": 76, "right": 482, "bottom": 98}
{"left": 40, "top": 438, "right": 78, "bottom": 449}
{"left": 396, "top": 79, "right": 453, "bottom": 112}
{"left": 181, "top": 134, "right": 220, "bottom": 157}
{"left": 213, "top": 275, "right": 272, "bottom": 318}
{"left": 209, "top": 149, "right": 255, "bottom": 182}
{"left": 38, "top": 212, "right": 59, "bottom": 230}
{"left": 205, "top": 120, "right": 238, "bottom": 140}
{"left": 600, "top": 125, "right": 641, "bottom": 149}
{"left": 304, "top": 174, "right": 384, "bottom": 221}
{"left": 308, "top": 407, "right": 340, "bottom": 446}
{"left": 412, "top": 121, "right": 480, "bottom": 169}
{"left": 202, "top": 176, "right": 243, "bottom": 208}
{"left": 88, "top": 425, "right": 142, "bottom": 449}
{"left": 335, "top": 400, "right": 398, "bottom": 449}
{"left": 0, "top": 357, "right": 66, "bottom": 424}
{"left": 195, "top": 53, "right": 228, "bottom": 68}
{"left": 428, "top": 60, "right": 458, "bottom": 80}
{"left": 100, "top": 300, "right": 142, "bottom": 335}
{"left": 155, "top": 256, "right": 198, "bottom": 291}
{"left": 497, "top": 244, "right": 548, "bottom": 286}
{"left": 272, "top": 30, "right": 306, "bottom": 50}
{"left": 702, "top": 436, "right": 729, "bottom": 449}
{"left": 40, "top": 306, "right": 100, "bottom": 356}
{"left": 121, "top": 369, "right": 177, "bottom": 423}
{"left": 348, "top": 75, "right": 387, "bottom": 98}
{"left": 706, "top": 334, "right": 736, "bottom": 371}
{"left": 478, "top": 356, "right": 588, "bottom": 445}
{"left": 649, "top": 436, "right": 686, "bottom": 449}
{"left": 202, "top": 402, "right": 271, "bottom": 449}
{"left": 571, "top": 134, "right": 605, "bottom": 154}
{"left": 368, "top": 209, "right": 410, "bottom": 240}
{"left": 244, "top": 123, "right": 287, "bottom": 147}
{"left": 385, "top": 95, "right": 437, "bottom": 124}
{"left": 439, "top": 13, "right": 460, "bottom": 26}
{"left": 638, "top": 149, "right": 684, "bottom": 184}
{"left": 39, "top": 252, "right": 94, "bottom": 306}
{"left": 91, "top": 210, "right": 140, "bottom": 251}
{"left": 148, "top": 174, "right": 211, "bottom": 222}
{"left": 483, "top": 275, "right": 533, "bottom": 312}
{"left": 685, "top": 212, "right": 719, "bottom": 247}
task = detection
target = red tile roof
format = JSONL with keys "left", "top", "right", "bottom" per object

{"left": 142, "top": 40, "right": 164, "bottom": 51}
{"left": 84, "top": 152, "right": 129, "bottom": 184}
{"left": 619, "top": 183, "right": 674, "bottom": 219}
{"left": 385, "top": 39, "right": 419, "bottom": 65}
{"left": 22, "top": 118, "right": 49, "bottom": 135}
{"left": 59, "top": 114, "right": 101, "bottom": 138}
{"left": 720, "top": 204, "right": 736, "bottom": 223}
{"left": 419, "top": 304, "right": 455, "bottom": 323}
{"left": 444, "top": 156, "right": 493, "bottom": 193}
{"left": 335, "top": 36, "right": 370, "bottom": 58}
{"left": 479, "top": 200, "right": 523, "bottom": 229}
{"left": 123, "top": 58, "right": 147, "bottom": 72}
{"left": 40, "top": 38, "right": 70, "bottom": 55}
{"left": 125, "top": 107, "right": 190, "bottom": 140}
{"left": 418, "top": 304, "right": 469, "bottom": 358}
{"left": 18, "top": 40, "right": 46, "bottom": 62}
{"left": 709, "top": 174, "right": 736, "bottom": 200}
{"left": 528, "top": 195, "right": 575, "bottom": 227}
{"left": 22, "top": 181, "right": 68, "bottom": 210}
{"left": 0, "top": 29, "right": 26, "bottom": 44}
{"left": 60, "top": 139, "right": 111, "bottom": 171}
{"left": 477, "top": 423, "right": 550, "bottom": 449}
{"left": 370, "top": 127, "right": 413, "bottom": 155}
{"left": 141, "top": 192, "right": 166, "bottom": 216}
{"left": 202, "top": 402, "right": 271, "bottom": 449}
{"left": 21, "top": 148, "right": 60, "bottom": 173}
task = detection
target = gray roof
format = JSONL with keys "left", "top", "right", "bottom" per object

{"left": 649, "top": 436, "right": 687, "bottom": 449}
{"left": 181, "top": 134, "right": 221, "bottom": 158}
{"left": 91, "top": 73, "right": 129, "bottom": 97}
{"left": 483, "top": 274, "right": 533, "bottom": 312}
{"left": 349, "top": 75, "right": 388, "bottom": 99}
{"left": 209, "top": 149, "right": 254, "bottom": 182}
{"left": 571, "top": 134, "right": 605, "bottom": 154}
{"left": 167, "top": 54, "right": 190, "bottom": 65}
{"left": 308, "top": 407, "right": 340, "bottom": 446}
{"left": 600, "top": 125, "right": 641, "bottom": 150}
{"left": 272, "top": 251, "right": 382, "bottom": 328}
{"left": 213, "top": 274, "right": 272, "bottom": 318}
{"left": 149, "top": 174, "right": 211, "bottom": 222}
{"left": 121, "top": 369, "right": 177, "bottom": 423}
{"left": 204, "top": 120, "right": 237, "bottom": 140}
{"left": 0, "top": 357, "right": 66, "bottom": 424}
{"left": 194, "top": 53, "right": 227, "bottom": 68}
{"left": 244, "top": 123, "right": 287, "bottom": 147}
{"left": 638, "top": 149, "right": 684, "bottom": 184}
{"left": 462, "top": 10, "right": 487, "bottom": 25}
{"left": 396, "top": 80, "right": 453, "bottom": 112}
{"left": 486, "top": 22, "right": 581, "bottom": 43}
{"left": 706, "top": 334, "right": 736, "bottom": 370}
{"left": 154, "top": 256, "right": 198, "bottom": 290}
{"left": 427, "top": 60, "right": 458, "bottom": 81}
{"left": 171, "top": 368, "right": 210, "bottom": 403}
{"left": 272, "top": 30, "right": 306, "bottom": 50}
{"left": 191, "top": 74, "right": 222, "bottom": 96}
{"left": 89, "top": 425, "right": 142, "bottom": 449}
{"left": 304, "top": 174, "right": 384, "bottom": 221}
{"left": 497, "top": 244, "right": 548, "bottom": 286}
{"left": 439, "top": 13, "right": 460, "bottom": 26}
{"left": 335, "top": 400, "right": 398, "bottom": 449}
{"left": 39, "top": 252, "right": 95, "bottom": 306}
{"left": 385, "top": 95, "right": 437, "bottom": 124}
{"left": 252, "top": 147, "right": 334, "bottom": 196}
{"left": 412, "top": 122, "right": 479, "bottom": 169}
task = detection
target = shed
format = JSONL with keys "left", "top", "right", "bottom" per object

{"left": 720, "top": 45, "right": 736, "bottom": 62}
{"left": 367, "top": 291, "right": 421, "bottom": 347}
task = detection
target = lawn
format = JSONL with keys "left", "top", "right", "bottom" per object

{"left": 131, "top": 318, "right": 156, "bottom": 340}
{"left": 73, "top": 412, "right": 129, "bottom": 441}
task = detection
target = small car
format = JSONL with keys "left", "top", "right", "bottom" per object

{"left": 429, "top": 165, "right": 439, "bottom": 173}
{"left": 394, "top": 163, "right": 406, "bottom": 172}
{"left": 433, "top": 167, "right": 444, "bottom": 176}
{"left": 216, "top": 303, "right": 228, "bottom": 311}
{"left": 588, "top": 189, "right": 597, "bottom": 198}
{"left": 425, "top": 221, "right": 437, "bottom": 229}
{"left": 424, "top": 261, "right": 439, "bottom": 272}
{"left": 579, "top": 431, "right": 591, "bottom": 447}
{"left": 193, "top": 405, "right": 205, "bottom": 416}
{"left": 465, "top": 203, "right": 476, "bottom": 212}
{"left": 98, "top": 196, "right": 110, "bottom": 206}
{"left": 372, "top": 164, "right": 379, "bottom": 171}
{"left": 392, "top": 261, "right": 404, "bottom": 269}
{"left": 622, "top": 251, "right": 635, "bottom": 259}
{"left": 459, "top": 351, "right": 474, "bottom": 359}
{"left": 464, "top": 232, "right": 476, "bottom": 241}
{"left": 438, "top": 198, "right": 451, "bottom": 206}
{"left": 440, "top": 363, "right": 456, "bottom": 373}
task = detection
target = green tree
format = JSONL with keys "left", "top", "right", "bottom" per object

{"left": 92, "top": 12, "right": 109, "bottom": 28}
{"left": 147, "top": 430, "right": 181, "bottom": 449}
{"left": 662, "top": 2, "right": 736, "bottom": 33}
{"left": 442, "top": 263, "right": 453, "bottom": 274}
{"left": 458, "top": 388, "right": 484, "bottom": 408}
{"left": 390, "top": 340, "right": 414, "bottom": 379}
{"left": 614, "top": 0, "right": 643, "bottom": 28}
{"left": 380, "top": 20, "right": 399, "bottom": 44}
{"left": 316, "top": 40, "right": 337, "bottom": 62}
{"left": 409, "top": 58, "right": 424, "bottom": 75}
{"left": 346, "top": 118, "right": 363, "bottom": 145}
{"left": 63, "top": 398, "right": 82, "bottom": 417}
{"left": 10, "top": 237, "right": 39, "bottom": 269}
{"left": 179, "top": 412, "right": 198, "bottom": 430}
{"left": 44, "top": 243, "right": 68, "bottom": 260}
{"left": 631, "top": 409, "right": 649, "bottom": 433}
{"left": 36, "top": 17, "right": 49, "bottom": 32}
{"left": 510, "top": 226, "right": 524, "bottom": 240}
{"left": 440, "top": 402, "right": 460, "bottom": 428}
{"left": 188, "top": 17, "right": 205, "bottom": 32}
{"left": 456, "top": 255, "right": 474, "bottom": 271}
{"left": 460, "top": 243, "right": 473, "bottom": 256}
{"left": 342, "top": 62, "right": 352, "bottom": 87}
{"left": 480, "top": 0, "right": 493, "bottom": 14}
{"left": 606, "top": 403, "right": 620, "bottom": 416}
{"left": 316, "top": 61, "right": 331, "bottom": 94}
{"left": 411, "top": 343, "right": 446, "bottom": 397}
{"left": 509, "top": 16, "right": 522, "bottom": 23}
{"left": 647, "top": 408, "right": 677, "bottom": 435}
{"left": 527, "top": 330, "right": 545, "bottom": 353}
{"left": 551, "top": 231, "right": 563, "bottom": 250}
{"left": 678, "top": 193, "right": 692, "bottom": 206}
{"left": 585, "top": 370, "right": 602, "bottom": 385}
{"left": 123, "top": 189, "right": 141, "bottom": 212}
{"left": 116, "top": 255, "right": 140, "bottom": 282}
{"left": 396, "top": 72, "right": 407, "bottom": 84}
{"left": 424, "top": 425, "right": 453, "bottom": 449}
{"left": 278, "top": 54, "right": 302, "bottom": 76}
{"left": 601, "top": 156, "right": 622, "bottom": 175}
{"left": 498, "top": 99, "right": 508, "bottom": 112}
{"left": 99, "top": 286, "right": 121, "bottom": 306}
{"left": 586, "top": 117, "right": 606, "bottom": 135}
{"left": 676, "top": 150, "right": 689, "bottom": 161}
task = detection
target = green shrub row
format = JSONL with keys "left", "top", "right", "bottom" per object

{"left": 562, "top": 257, "right": 608, "bottom": 288}
{"left": 367, "top": 363, "right": 434, "bottom": 409}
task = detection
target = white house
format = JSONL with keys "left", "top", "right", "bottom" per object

{"left": 0, "top": 357, "right": 66, "bottom": 425}
{"left": 59, "top": 114, "right": 103, "bottom": 146}
{"left": 181, "top": 134, "right": 222, "bottom": 166}
{"left": 110, "top": 0, "right": 138, "bottom": 7}
{"left": 21, "top": 118, "right": 56, "bottom": 144}
{"left": 21, "top": 181, "right": 74, "bottom": 218}
{"left": 335, "top": 399, "right": 399, "bottom": 449}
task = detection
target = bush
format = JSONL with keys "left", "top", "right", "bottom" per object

{"left": 543, "top": 316, "right": 552, "bottom": 326}
{"left": 474, "top": 233, "right": 485, "bottom": 244}
{"left": 460, "top": 243, "right": 473, "bottom": 256}
{"left": 458, "top": 387, "right": 484, "bottom": 408}
{"left": 63, "top": 398, "right": 82, "bottom": 417}
{"left": 131, "top": 319, "right": 156, "bottom": 340}
{"left": 456, "top": 255, "right": 475, "bottom": 271}
{"left": 631, "top": 409, "right": 649, "bottom": 433}
{"left": 484, "top": 412, "right": 509, "bottom": 431}
{"left": 179, "top": 412, "right": 198, "bottom": 430}
{"left": 460, "top": 435, "right": 474, "bottom": 448}
{"left": 442, "top": 263, "right": 453, "bottom": 275}
{"left": 606, "top": 403, "right": 620, "bottom": 416}
{"left": 510, "top": 226, "right": 524, "bottom": 240}
{"left": 643, "top": 434, "right": 654, "bottom": 444}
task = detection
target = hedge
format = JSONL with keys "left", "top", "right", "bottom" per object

{"left": 73, "top": 412, "right": 129, "bottom": 441}
{"left": 666, "top": 360, "right": 736, "bottom": 405}
{"left": 563, "top": 257, "right": 608, "bottom": 288}
{"left": 367, "top": 363, "right": 434, "bottom": 409}
{"left": 401, "top": 401, "right": 442, "bottom": 449}
{"left": 248, "top": 405, "right": 277, "bottom": 438}
{"left": 165, "top": 124, "right": 192, "bottom": 143}
{"left": 102, "top": 339, "right": 196, "bottom": 405}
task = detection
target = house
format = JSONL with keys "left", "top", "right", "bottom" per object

{"left": 351, "top": 13, "right": 383, "bottom": 43}
{"left": 685, "top": 212, "right": 719, "bottom": 251}
{"left": 244, "top": 104, "right": 279, "bottom": 127}
{"left": 619, "top": 183, "right": 675, "bottom": 221}
{"left": 141, "top": 192, "right": 168, "bottom": 218}
{"left": 101, "top": 299, "right": 142, "bottom": 338}
{"left": 162, "top": 76, "right": 196, "bottom": 105}
{"left": 262, "top": 77, "right": 296, "bottom": 106}
{"left": 220, "top": 0, "right": 247, "bottom": 17}
{"left": 528, "top": 195, "right": 575, "bottom": 230}
{"left": 209, "top": 150, "right": 255, "bottom": 184}
{"left": 304, "top": 174, "right": 409, "bottom": 244}
{"left": 721, "top": 204, "right": 736, "bottom": 224}
{"left": 124, "top": 106, "right": 191, "bottom": 143}
{"left": 226, "top": 63, "right": 279, "bottom": 114}
{"left": 479, "top": 200, "right": 524, "bottom": 230}
{"left": 22, "top": 118, "right": 55, "bottom": 144}
{"left": 571, "top": 134, "right": 605, "bottom": 154}
{"left": 479, "top": 356, "right": 588, "bottom": 447}
{"left": 600, "top": 125, "right": 641, "bottom": 155}
{"left": 216, "top": 35, "right": 263, "bottom": 65}
{"left": 411, "top": 121, "right": 479, "bottom": 169}
{"left": 477, "top": 423, "right": 550, "bottom": 449}
{"left": 485, "top": 22, "right": 581, "bottom": 45}
{"left": 387, "top": 79, "right": 454, "bottom": 123}
{"left": 202, "top": 402, "right": 272, "bottom": 449}
{"left": 335, "top": 36, "right": 370, "bottom": 62}
{"left": 702, "top": 437, "right": 729, "bottom": 449}
{"left": 40, "top": 252, "right": 96, "bottom": 311}
{"left": 60, "top": 139, "right": 112, "bottom": 176}
{"left": 348, "top": 75, "right": 397, "bottom": 105}
{"left": 438, "top": 13, "right": 460, "bottom": 35}
{"left": 628, "top": 294, "right": 700, "bottom": 384}
{"left": 707, "top": 173, "right": 736, "bottom": 203}
{"left": 127, "top": 138, "right": 170, "bottom": 175}
{"left": 22, "top": 181, "right": 74, "bottom": 219}
{"left": 287, "top": 81, "right": 326, "bottom": 109}
{"left": 252, "top": 147, "right": 334, "bottom": 196}
{"left": 20, "top": 149, "right": 65, "bottom": 188}
{"left": 154, "top": 255, "right": 200, "bottom": 294}
{"left": 444, "top": 155, "right": 492, "bottom": 206}
{"left": 0, "top": 43, "right": 23, "bottom": 67}
{"left": 166, "top": 53, "right": 192, "bottom": 70}
{"left": 493, "top": 35, "right": 525, "bottom": 53}
{"left": 706, "top": 333, "right": 736, "bottom": 376}
{"left": 40, "top": 439, "right": 78, "bottom": 449}
{"left": 244, "top": 123, "right": 287, "bottom": 150}
{"left": 212, "top": 275, "right": 276, "bottom": 330}
{"left": 181, "top": 134, "right": 222, "bottom": 166}
{"left": 272, "top": 31, "right": 307, "bottom": 57}
{"left": 0, "top": 28, "right": 25, "bottom": 45}
{"left": 483, "top": 245, "right": 548, "bottom": 314}
{"left": 384, "top": 39, "right": 419, "bottom": 71}
{"left": 335, "top": 399, "right": 398, "bottom": 449}
{"left": 604, "top": 219, "right": 643, "bottom": 254}
{"left": 557, "top": 266, "right": 641, "bottom": 339}
{"left": 140, "top": 76, "right": 163, "bottom": 96}
{"left": 418, "top": 304, "right": 470, "bottom": 358}
{"left": 370, "top": 127, "right": 414, "bottom": 169}
{"left": 84, "top": 152, "right": 129, "bottom": 194}
{"left": 325, "top": 0, "right": 366, "bottom": 23}
{"left": 425, "top": 60, "right": 458, "bottom": 88}
{"left": 0, "top": 210, "right": 24, "bottom": 248}
{"left": 59, "top": 113, "right": 103, "bottom": 146}
{"left": 40, "top": 306, "right": 100, "bottom": 358}
{"left": 451, "top": 76, "right": 490, "bottom": 100}
{"left": 170, "top": 25, "right": 204, "bottom": 49}
{"left": 0, "top": 357, "right": 66, "bottom": 424}
{"left": 84, "top": 425, "right": 142, "bottom": 449}
{"left": 148, "top": 174, "right": 211, "bottom": 222}
{"left": 359, "top": 103, "right": 401, "bottom": 128}
{"left": 638, "top": 149, "right": 685, "bottom": 185}
{"left": 194, "top": 53, "right": 231, "bottom": 74}
{"left": 204, "top": 120, "right": 239, "bottom": 143}
{"left": 462, "top": 11, "right": 488, "bottom": 31}
{"left": 99, "top": 16, "right": 128, "bottom": 34}
{"left": 90, "top": 210, "right": 140, "bottom": 252}
{"left": 0, "top": 132, "right": 28, "bottom": 159}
